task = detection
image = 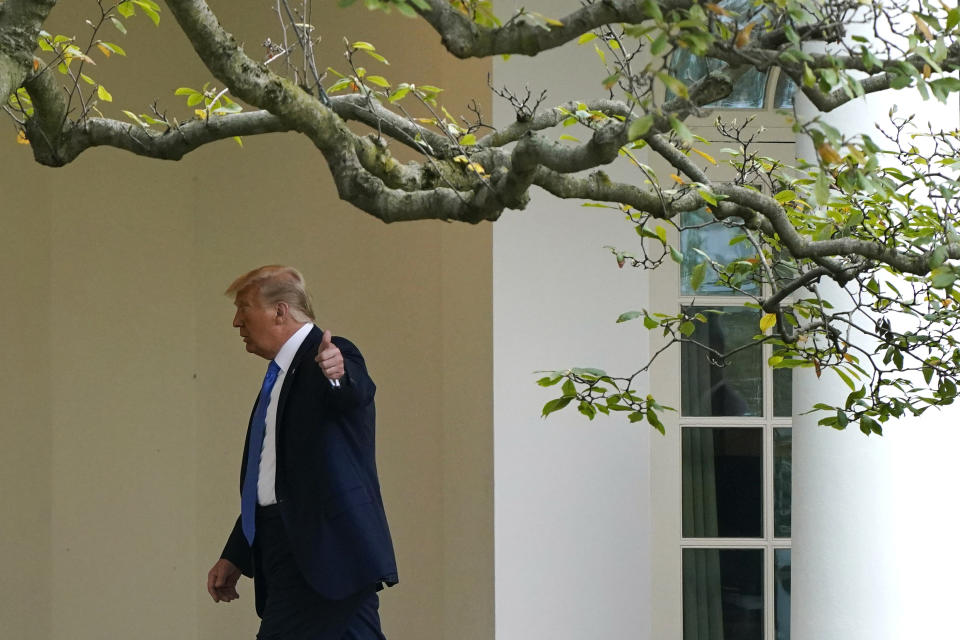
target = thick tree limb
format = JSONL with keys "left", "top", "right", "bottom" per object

{"left": 414, "top": 0, "right": 692, "bottom": 59}
{"left": 0, "top": 0, "right": 57, "bottom": 102}
{"left": 163, "top": 0, "right": 504, "bottom": 223}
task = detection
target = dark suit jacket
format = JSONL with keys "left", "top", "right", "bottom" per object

{"left": 221, "top": 326, "right": 398, "bottom": 611}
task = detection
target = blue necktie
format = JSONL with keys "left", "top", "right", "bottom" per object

{"left": 241, "top": 360, "right": 281, "bottom": 545}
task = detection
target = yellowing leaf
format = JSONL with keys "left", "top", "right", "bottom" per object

{"left": 705, "top": 3, "right": 728, "bottom": 15}
{"left": 914, "top": 13, "right": 934, "bottom": 41}
{"left": 691, "top": 147, "right": 717, "bottom": 165}
{"left": 760, "top": 313, "right": 777, "bottom": 332}
{"left": 670, "top": 173, "right": 685, "bottom": 184}
{"left": 96, "top": 43, "right": 111, "bottom": 57}
{"left": 817, "top": 142, "right": 843, "bottom": 164}
{"left": 32, "top": 57, "right": 40, "bottom": 71}
{"left": 96, "top": 84, "right": 112, "bottom": 102}
{"left": 194, "top": 109, "right": 208, "bottom": 119}
{"left": 735, "top": 22, "right": 756, "bottom": 48}
{"left": 16, "top": 130, "right": 29, "bottom": 145}
{"left": 923, "top": 63, "right": 932, "bottom": 79}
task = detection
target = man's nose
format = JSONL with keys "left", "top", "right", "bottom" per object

{"left": 232, "top": 312, "right": 242, "bottom": 327}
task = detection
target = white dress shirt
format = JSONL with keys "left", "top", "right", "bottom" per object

{"left": 257, "top": 322, "right": 314, "bottom": 506}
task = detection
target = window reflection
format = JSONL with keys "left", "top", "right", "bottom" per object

{"left": 774, "top": 428, "right": 792, "bottom": 537}
{"left": 775, "top": 549, "right": 791, "bottom": 640}
{"left": 683, "top": 427, "right": 763, "bottom": 538}
{"left": 774, "top": 72, "right": 797, "bottom": 110}
{"left": 683, "top": 548, "right": 764, "bottom": 640}
{"left": 670, "top": 49, "right": 768, "bottom": 109}
{"left": 680, "top": 209, "right": 760, "bottom": 296}
{"left": 681, "top": 306, "right": 763, "bottom": 417}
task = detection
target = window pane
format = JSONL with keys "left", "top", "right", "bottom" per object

{"left": 774, "top": 428, "right": 792, "bottom": 537}
{"left": 683, "top": 548, "right": 763, "bottom": 640}
{"left": 683, "top": 427, "right": 763, "bottom": 537}
{"left": 681, "top": 306, "right": 763, "bottom": 416}
{"left": 773, "top": 349, "right": 793, "bottom": 417}
{"left": 670, "top": 49, "right": 768, "bottom": 109}
{"left": 775, "top": 549, "right": 792, "bottom": 640}
{"left": 774, "top": 72, "right": 797, "bottom": 109}
{"left": 680, "top": 209, "right": 760, "bottom": 296}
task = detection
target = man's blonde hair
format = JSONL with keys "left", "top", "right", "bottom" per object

{"left": 225, "top": 265, "right": 315, "bottom": 323}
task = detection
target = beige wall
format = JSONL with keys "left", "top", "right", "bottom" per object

{"left": 0, "top": 2, "right": 491, "bottom": 638}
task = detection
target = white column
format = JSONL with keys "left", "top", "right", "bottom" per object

{"left": 492, "top": 2, "right": 652, "bottom": 638}
{"left": 792, "top": 35, "right": 960, "bottom": 639}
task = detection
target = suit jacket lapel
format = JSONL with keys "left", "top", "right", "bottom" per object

{"left": 275, "top": 325, "right": 322, "bottom": 430}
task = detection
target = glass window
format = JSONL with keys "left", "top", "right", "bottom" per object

{"left": 774, "top": 549, "right": 791, "bottom": 640}
{"left": 670, "top": 49, "right": 768, "bottom": 109}
{"left": 683, "top": 427, "right": 763, "bottom": 538}
{"left": 680, "top": 208, "right": 760, "bottom": 296}
{"left": 681, "top": 306, "right": 763, "bottom": 417}
{"left": 774, "top": 73, "right": 797, "bottom": 110}
{"left": 773, "top": 428, "right": 792, "bottom": 538}
{"left": 668, "top": 0, "right": 770, "bottom": 110}
{"left": 773, "top": 352, "right": 793, "bottom": 418}
{"left": 683, "top": 548, "right": 764, "bottom": 640}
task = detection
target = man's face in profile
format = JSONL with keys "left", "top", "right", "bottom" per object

{"left": 232, "top": 286, "right": 278, "bottom": 360}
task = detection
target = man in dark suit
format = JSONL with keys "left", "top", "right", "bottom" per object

{"left": 206, "top": 265, "right": 398, "bottom": 639}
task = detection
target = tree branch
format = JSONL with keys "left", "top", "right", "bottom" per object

{"left": 414, "top": 0, "right": 689, "bottom": 59}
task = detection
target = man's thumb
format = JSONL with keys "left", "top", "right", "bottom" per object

{"left": 320, "top": 329, "right": 333, "bottom": 350}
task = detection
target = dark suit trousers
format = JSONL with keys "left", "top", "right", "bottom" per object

{"left": 255, "top": 506, "right": 387, "bottom": 640}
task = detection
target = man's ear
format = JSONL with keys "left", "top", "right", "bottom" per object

{"left": 275, "top": 302, "right": 289, "bottom": 322}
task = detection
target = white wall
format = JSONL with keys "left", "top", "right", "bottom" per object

{"left": 492, "top": 3, "right": 652, "bottom": 637}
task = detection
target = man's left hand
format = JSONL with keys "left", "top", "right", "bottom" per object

{"left": 315, "top": 329, "right": 344, "bottom": 381}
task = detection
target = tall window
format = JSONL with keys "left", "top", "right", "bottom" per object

{"left": 678, "top": 213, "right": 792, "bottom": 640}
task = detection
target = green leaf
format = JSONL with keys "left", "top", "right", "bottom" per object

{"left": 859, "top": 415, "right": 882, "bottom": 436}
{"left": 536, "top": 374, "right": 563, "bottom": 387}
{"left": 364, "top": 50, "right": 389, "bottom": 64}
{"left": 132, "top": 0, "right": 161, "bottom": 26}
{"left": 646, "top": 408, "right": 665, "bottom": 434}
{"left": 577, "top": 32, "right": 597, "bottom": 44}
{"left": 110, "top": 17, "right": 127, "bottom": 34}
{"left": 561, "top": 379, "right": 576, "bottom": 397}
{"left": 351, "top": 41, "right": 376, "bottom": 51}
{"left": 627, "top": 114, "right": 655, "bottom": 141}
{"left": 617, "top": 311, "right": 643, "bottom": 323}
{"left": 233, "top": 136, "right": 243, "bottom": 148}
{"left": 814, "top": 171, "right": 830, "bottom": 205}
{"left": 690, "top": 262, "right": 706, "bottom": 292}
{"left": 117, "top": 1, "right": 135, "bottom": 18}
{"left": 931, "top": 265, "right": 956, "bottom": 289}
{"left": 388, "top": 87, "right": 410, "bottom": 102}
{"left": 365, "top": 75, "right": 390, "bottom": 88}
{"left": 121, "top": 110, "right": 145, "bottom": 126}
{"left": 96, "top": 84, "right": 112, "bottom": 102}
{"left": 578, "top": 401, "right": 597, "bottom": 420}
{"left": 541, "top": 396, "right": 572, "bottom": 417}
{"left": 668, "top": 115, "right": 693, "bottom": 144}
{"left": 459, "top": 133, "right": 477, "bottom": 146}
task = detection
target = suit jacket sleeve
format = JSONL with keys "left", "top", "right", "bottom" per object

{"left": 325, "top": 336, "right": 376, "bottom": 411}
{"left": 221, "top": 515, "right": 253, "bottom": 577}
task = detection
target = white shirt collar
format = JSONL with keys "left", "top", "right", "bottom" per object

{"left": 274, "top": 323, "right": 314, "bottom": 373}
